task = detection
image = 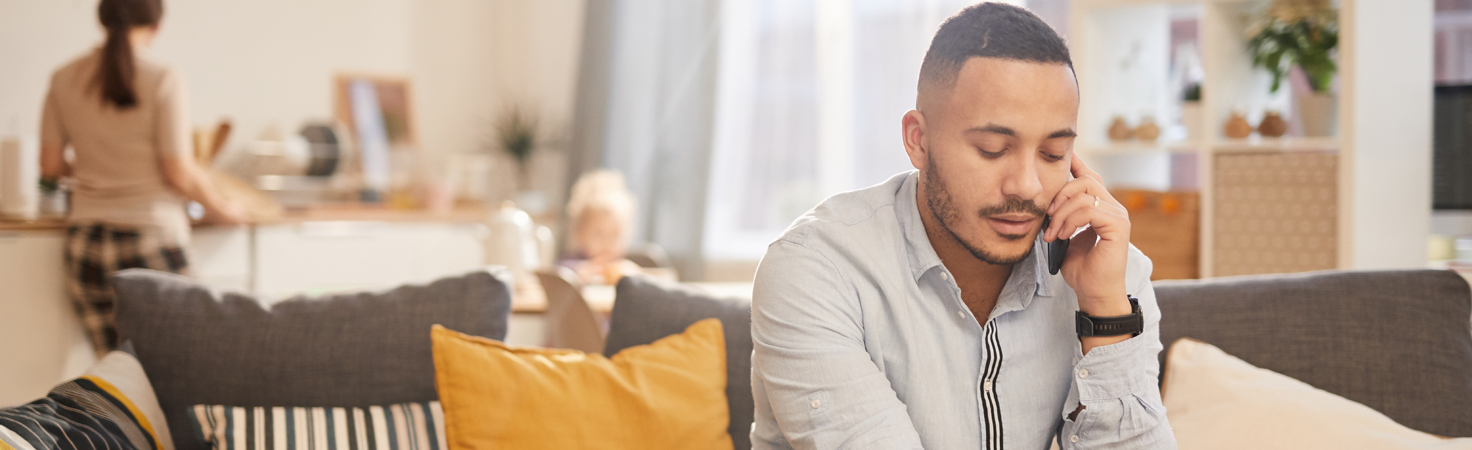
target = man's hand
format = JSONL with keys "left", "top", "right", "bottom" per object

{"left": 1043, "top": 154, "right": 1133, "bottom": 350}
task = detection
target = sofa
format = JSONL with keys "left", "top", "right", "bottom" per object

{"left": 100, "top": 268, "right": 758, "bottom": 450}
{"left": 1154, "top": 269, "right": 1472, "bottom": 438}
{"left": 5, "top": 268, "right": 1469, "bottom": 450}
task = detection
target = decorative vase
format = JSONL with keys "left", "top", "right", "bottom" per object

{"left": 1180, "top": 102, "right": 1204, "bottom": 140}
{"left": 1135, "top": 115, "right": 1161, "bottom": 141}
{"left": 1108, "top": 116, "right": 1133, "bottom": 141}
{"left": 0, "top": 136, "right": 39, "bottom": 220}
{"left": 38, "top": 189, "right": 68, "bottom": 219}
{"left": 1258, "top": 111, "right": 1288, "bottom": 137}
{"left": 1297, "top": 93, "right": 1338, "bottom": 137}
{"left": 1224, "top": 111, "right": 1253, "bottom": 139}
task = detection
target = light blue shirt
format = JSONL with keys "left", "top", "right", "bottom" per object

{"left": 750, "top": 171, "right": 1176, "bottom": 449}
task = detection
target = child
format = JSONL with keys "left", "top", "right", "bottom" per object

{"left": 561, "top": 170, "right": 641, "bottom": 284}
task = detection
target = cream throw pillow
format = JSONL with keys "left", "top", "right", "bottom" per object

{"left": 1163, "top": 338, "right": 1472, "bottom": 449}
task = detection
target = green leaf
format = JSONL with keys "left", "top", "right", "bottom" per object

{"left": 1246, "top": 3, "right": 1338, "bottom": 95}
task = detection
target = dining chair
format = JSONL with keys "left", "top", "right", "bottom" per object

{"left": 626, "top": 242, "right": 673, "bottom": 269}
{"left": 536, "top": 267, "right": 606, "bottom": 354}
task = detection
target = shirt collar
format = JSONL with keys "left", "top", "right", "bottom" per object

{"left": 898, "top": 171, "right": 945, "bottom": 282}
{"left": 895, "top": 171, "right": 1056, "bottom": 301}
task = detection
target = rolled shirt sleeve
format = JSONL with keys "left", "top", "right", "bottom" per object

{"left": 751, "top": 239, "right": 924, "bottom": 450}
{"left": 40, "top": 83, "right": 68, "bottom": 150}
{"left": 153, "top": 67, "right": 193, "bottom": 161}
{"left": 1060, "top": 275, "right": 1177, "bottom": 449}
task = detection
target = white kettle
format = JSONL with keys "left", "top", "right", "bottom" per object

{"left": 484, "top": 201, "right": 553, "bottom": 285}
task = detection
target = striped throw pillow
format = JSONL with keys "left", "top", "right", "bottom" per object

{"left": 0, "top": 348, "right": 173, "bottom": 450}
{"left": 189, "top": 403, "right": 444, "bottom": 450}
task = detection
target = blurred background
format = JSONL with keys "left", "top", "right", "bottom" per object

{"left": 0, "top": 0, "right": 1461, "bottom": 403}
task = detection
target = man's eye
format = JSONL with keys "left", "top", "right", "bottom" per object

{"left": 1042, "top": 152, "right": 1065, "bottom": 162}
{"left": 978, "top": 147, "right": 1004, "bottom": 158}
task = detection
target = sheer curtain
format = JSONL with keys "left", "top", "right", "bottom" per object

{"left": 568, "top": 0, "right": 723, "bottom": 280}
{"left": 702, "top": 0, "right": 1013, "bottom": 261}
{"left": 569, "top": 0, "right": 1046, "bottom": 274}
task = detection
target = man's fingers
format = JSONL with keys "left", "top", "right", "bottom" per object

{"left": 1048, "top": 175, "right": 1121, "bottom": 216}
{"left": 1070, "top": 152, "right": 1103, "bottom": 184}
{"left": 1048, "top": 180, "right": 1086, "bottom": 215}
{"left": 1047, "top": 193, "right": 1128, "bottom": 242}
{"left": 1047, "top": 193, "right": 1097, "bottom": 241}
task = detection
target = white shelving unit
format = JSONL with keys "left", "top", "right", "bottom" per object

{"left": 1065, "top": 0, "right": 1430, "bottom": 277}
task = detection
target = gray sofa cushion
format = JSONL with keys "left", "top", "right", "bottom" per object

{"left": 112, "top": 268, "right": 513, "bottom": 450}
{"left": 604, "top": 275, "right": 753, "bottom": 450}
{"left": 1156, "top": 269, "right": 1472, "bottom": 437}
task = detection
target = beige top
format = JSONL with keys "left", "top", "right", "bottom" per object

{"left": 41, "top": 48, "right": 191, "bottom": 244}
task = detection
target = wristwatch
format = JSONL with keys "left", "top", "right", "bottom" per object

{"left": 1076, "top": 296, "right": 1143, "bottom": 338}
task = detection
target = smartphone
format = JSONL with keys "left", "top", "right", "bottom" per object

{"left": 1044, "top": 172, "right": 1077, "bottom": 275}
{"left": 1042, "top": 215, "right": 1069, "bottom": 275}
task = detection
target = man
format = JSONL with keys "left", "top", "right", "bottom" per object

{"left": 750, "top": 3, "right": 1176, "bottom": 449}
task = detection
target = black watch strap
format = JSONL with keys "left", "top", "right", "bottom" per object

{"left": 1076, "top": 296, "right": 1143, "bottom": 338}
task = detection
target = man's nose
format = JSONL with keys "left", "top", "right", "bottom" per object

{"left": 1000, "top": 153, "right": 1044, "bottom": 201}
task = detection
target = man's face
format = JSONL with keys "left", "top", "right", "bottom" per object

{"left": 916, "top": 57, "right": 1079, "bottom": 264}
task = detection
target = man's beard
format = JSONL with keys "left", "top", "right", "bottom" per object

{"left": 923, "top": 154, "right": 1046, "bottom": 265}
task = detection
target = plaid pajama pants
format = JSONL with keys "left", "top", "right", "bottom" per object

{"left": 64, "top": 222, "right": 189, "bottom": 355}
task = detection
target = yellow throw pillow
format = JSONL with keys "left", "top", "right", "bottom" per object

{"left": 432, "top": 318, "right": 733, "bottom": 450}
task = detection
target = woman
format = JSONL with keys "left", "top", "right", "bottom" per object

{"left": 40, "top": 0, "right": 246, "bottom": 355}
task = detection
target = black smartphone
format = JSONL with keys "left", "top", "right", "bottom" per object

{"left": 1043, "top": 215, "right": 1069, "bottom": 275}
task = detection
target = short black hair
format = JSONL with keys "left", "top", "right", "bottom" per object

{"left": 918, "top": 3, "right": 1071, "bottom": 98}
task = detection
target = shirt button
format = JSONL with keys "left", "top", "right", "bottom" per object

{"left": 1070, "top": 435, "right": 1079, "bottom": 443}
{"left": 957, "top": 310, "right": 966, "bottom": 319}
{"left": 1078, "top": 369, "right": 1090, "bottom": 379}
{"left": 810, "top": 399, "right": 821, "bottom": 409}
{"left": 941, "top": 272, "right": 950, "bottom": 280}
{"left": 982, "top": 380, "right": 993, "bottom": 392}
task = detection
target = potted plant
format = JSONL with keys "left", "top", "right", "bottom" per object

{"left": 492, "top": 106, "right": 548, "bottom": 213}
{"left": 37, "top": 177, "right": 68, "bottom": 219}
{"left": 1247, "top": 0, "right": 1339, "bottom": 137}
{"left": 495, "top": 106, "right": 539, "bottom": 190}
{"left": 1180, "top": 82, "right": 1203, "bottom": 140}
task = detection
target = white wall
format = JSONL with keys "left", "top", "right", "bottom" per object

{"left": 1345, "top": 0, "right": 1433, "bottom": 269}
{"left": 0, "top": 0, "right": 583, "bottom": 202}
{"left": 414, "top": 0, "right": 585, "bottom": 207}
{"left": 1, "top": 0, "right": 414, "bottom": 147}
{"left": 0, "top": 0, "right": 584, "bottom": 393}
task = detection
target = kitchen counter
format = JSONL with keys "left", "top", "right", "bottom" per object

{"left": 0, "top": 218, "right": 68, "bottom": 231}
{"left": 0, "top": 204, "right": 495, "bottom": 231}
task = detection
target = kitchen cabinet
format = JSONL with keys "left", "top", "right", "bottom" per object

{"left": 0, "top": 230, "right": 94, "bottom": 407}
{"left": 253, "top": 222, "right": 486, "bottom": 296}
{"left": 0, "top": 227, "right": 254, "bottom": 406}
{"left": 0, "top": 219, "right": 489, "bottom": 406}
{"left": 191, "top": 226, "right": 252, "bottom": 292}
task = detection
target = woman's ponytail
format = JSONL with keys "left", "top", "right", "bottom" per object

{"left": 94, "top": 0, "right": 163, "bottom": 109}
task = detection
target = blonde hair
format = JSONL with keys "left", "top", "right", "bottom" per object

{"left": 566, "top": 170, "right": 637, "bottom": 244}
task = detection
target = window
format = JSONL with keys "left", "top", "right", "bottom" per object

{"left": 703, "top": 0, "right": 1026, "bottom": 260}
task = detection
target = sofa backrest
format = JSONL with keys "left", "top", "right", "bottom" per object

{"left": 1155, "top": 269, "right": 1472, "bottom": 437}
{"left": 112, "top": 268, "right": 514, "bottom": 450}
{"left": 604, "top": 275, "right": 754, "bottom": 450}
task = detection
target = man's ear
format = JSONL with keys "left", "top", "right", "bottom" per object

{"left": 902, "top": 109, "right": 928, "bottom": 171}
